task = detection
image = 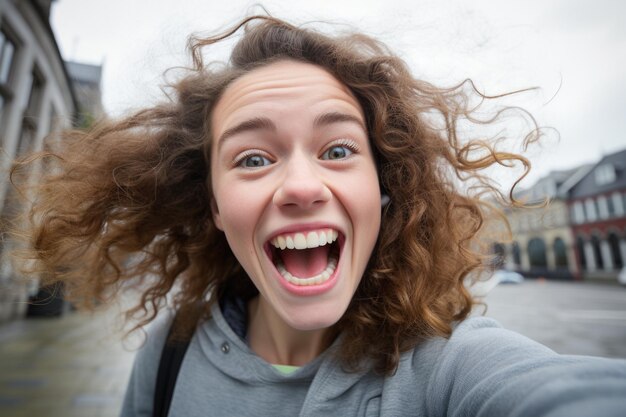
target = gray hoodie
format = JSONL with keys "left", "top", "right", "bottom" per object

{"left": 121, "top": 301, "right": 626, "bottom": 417}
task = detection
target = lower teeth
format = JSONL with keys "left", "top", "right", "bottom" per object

{"left": 276, "top": 256, "right": 338, "bottom": 286}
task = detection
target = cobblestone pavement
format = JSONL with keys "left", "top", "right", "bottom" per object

{"left": 1, "top": 280, "right": 625, "bottom": 416}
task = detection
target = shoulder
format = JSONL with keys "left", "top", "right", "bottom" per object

{"left": 120, "top": 310, "right": 175, "bottom": 417}
{"left": 410, "top": 316, "right": 626, "bottom": 417}
{"left": 443, "top": 315, "right": 554, "bottom": 359}
{"left": 134, "top": 310, "right": 176, "bottom": 371}
{"left": 406, "top": 316, "right": 550, "bottom": 372}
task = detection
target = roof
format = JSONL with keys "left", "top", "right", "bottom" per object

{"left": 512, "top": 165, "right": 590, "bottom": 203}
{"left": 65, "top": 61, "right": 103, "bottom": 86}
{"left": 557, "top": 164, "right": 595, "bottom": 197}
{"left": 568, "top": 148, "right": 626, "bottom": 199}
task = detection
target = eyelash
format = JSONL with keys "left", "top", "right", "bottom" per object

{"left": 231, "top": 138, "right": 361, "bottom": 168}
{"left": 323, "top": 138, "right": 360, "bottom": 156}
{"left": 232, "top": 149, "right": 272, "bottom": 168}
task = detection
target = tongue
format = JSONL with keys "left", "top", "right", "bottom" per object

{"left": 281, "top": 245, "right": 330, "bottom": 278}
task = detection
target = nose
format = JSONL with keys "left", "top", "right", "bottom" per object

{"left": 273, "top": 153, "right": 331, "bottom": 210}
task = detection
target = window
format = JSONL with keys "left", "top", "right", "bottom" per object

{"left": 612, "top": 192, "right": 624, "bottom": 216}
{"left": 608, "top": 233, "right": 624, "bottom": 269}
{"left": 597, "top": 195, "right": 609, "bottom": 219}
{"left": 0, "top": 28, "right": 17, "bottom": 119}
{"left": 606, "top": 194, "right": 615, "bottom": 217}
{"left": 573, "top": 201, "right": 585, "bottom": 224}
{"left": 18, "top": 68, "right": 45, "bottom": 156}
{"left": 528, "top": 238, "right": 548, "bottom": 268}
{"left": 491, "top": 243, "right": 505, "bottom": 269}
{"left": 512, "top": 242, "right": 521, "bottom": 266}
{"left": 585, "top": 198, "right": 597, "bottom": 222}
{"left": 595, "top": 164, "right": 616, "bottom": 185}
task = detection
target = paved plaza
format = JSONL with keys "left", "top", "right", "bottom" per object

{"left": 474, "top": 279, "right": 626, "bottom": 358}
{"left": 0, "top": 302, "right": 136, "bottom": 417}
{"left": 1, "top": 280, "right": 625, "bottom": 416}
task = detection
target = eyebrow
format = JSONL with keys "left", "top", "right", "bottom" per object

{"left": 217, "top": 117, "right": 276, "bottom": 149}
{"left": 217, "top": 111, "right": 366, "bottom": 149}
{"left": 313, "top": 111, "right": 366, "bottom": 131}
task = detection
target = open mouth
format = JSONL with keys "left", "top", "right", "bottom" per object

{"left": 266, "top": 228, "right": 341, "bottom": 286}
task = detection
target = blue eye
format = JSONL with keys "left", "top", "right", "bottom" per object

{"left": 321, "top": 145, "right": 354, "bottom": 160}
{"left": 239, "top": 154, "right": 272, "bottom": 168}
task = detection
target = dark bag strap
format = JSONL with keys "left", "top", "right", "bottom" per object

{"left": 153, "top": 312, "right": 193, "bottom": 417}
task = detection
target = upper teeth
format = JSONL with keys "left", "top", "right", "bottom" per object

{"left": 271, "top": 229, "right": 338, "bottom": 250}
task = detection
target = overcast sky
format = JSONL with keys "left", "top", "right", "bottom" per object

{"left": 50, "top": 0, "right": 626, "bottom": 187}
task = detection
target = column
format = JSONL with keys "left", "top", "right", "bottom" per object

{"left": 600, "top": 240, "right": 614, "bottom": 271}
{"left": 521, "top": 244, "right": 531, "bottom": 271}
{"left": 566, "top": 243, "right": 579, "bottom": 275}
{"left": 504, "top": 244, "right": 515, "bottom": 270}
{"left": 546, "top": 244, "right": 556, "bottom": 270}
{"left": 584, "top": 242, "right": 597, "bottom": 272}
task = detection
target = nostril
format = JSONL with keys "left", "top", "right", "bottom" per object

{"left": 273, "top": 181, "right": 331, "bottom": 209}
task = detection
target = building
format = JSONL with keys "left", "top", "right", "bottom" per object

{"left": 568, "top": 149, "right": 626, "bottom": 281}
{"left": 65, "top": 60, "right": 103, "bottom": 127}
{"left": 497, "top": 148, "right": 626, "bottom": 283}
{"left": 0, "top": 0, "right": 79, "bottom": 322}
{"left": 497, "top": 167, "right": 590, "bottom": 279}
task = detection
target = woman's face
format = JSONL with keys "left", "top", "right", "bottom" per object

{"left": 210, "top": 60, "right": 381, "bottom": 331}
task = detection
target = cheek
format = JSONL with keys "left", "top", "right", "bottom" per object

{"left": 213, "top": 182, "right": 269, "bottom": 264}
{"left": 215, "top": 186, "right": 253, "bottom": 232}
{"left": 339, "top": 167, "right": 382, "bottom": 242}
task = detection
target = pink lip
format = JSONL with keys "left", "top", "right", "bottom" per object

{"left": 277, "top": 261, "right": 341, "bottom": 296}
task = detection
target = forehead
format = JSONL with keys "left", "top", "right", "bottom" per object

{"left": 211, "top": 60, "right": 364, "bottom": 138}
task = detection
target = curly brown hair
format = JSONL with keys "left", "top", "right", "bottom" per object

{"left": 11, "top": 16, "right": 536, "bottom": 374}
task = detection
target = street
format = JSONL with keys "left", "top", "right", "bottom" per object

{"left": 1, "top": 280, "right": 625, "bottom": 416}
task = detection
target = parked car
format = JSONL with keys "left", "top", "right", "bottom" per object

{"left": 493, "top": 270, "right": 525, "bottom": 284}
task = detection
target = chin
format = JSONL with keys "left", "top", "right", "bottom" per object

{"left": 281, "top": 304, "right": 347, "bottom": 332}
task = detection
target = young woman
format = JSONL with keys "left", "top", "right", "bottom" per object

{"left": 12, "top": 16, "right": 626, "bottom": 416}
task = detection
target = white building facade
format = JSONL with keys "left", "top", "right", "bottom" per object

{"left": 0, "top": 0, "right": 77, "bottom": 322}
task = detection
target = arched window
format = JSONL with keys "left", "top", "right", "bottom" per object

{"left": 528, "top": 238, "right": 547, "bottom": 268}
{"left": 492, "top": 243, "right": 505, "bottom": 269}
{"left": 512, "top": 241, "right": 521, "bottom": 266}
{"left": 591, "top": 234, "right": 603, "bottom": 269}
{"left": 607, "top": 232, "right": 623, "bottom": 269}
{"left": 553, "top": 237, "right": 568, "bottom": 268}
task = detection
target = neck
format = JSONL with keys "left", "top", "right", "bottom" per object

{"left": 247, "top": 296, "right": 333, "bottom": 366}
